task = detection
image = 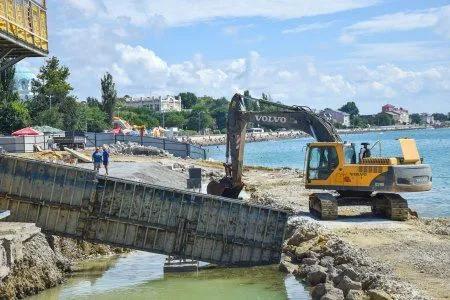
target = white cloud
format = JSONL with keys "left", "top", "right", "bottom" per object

{"left": 340, "top": 5, "right": 450, "bottom": 41}
{"left": 349, "top": 42, "right": 450, "bottom": 61}
{"left": 65, "top": 0, "right": 380, "bottom": 27}
{"left": 222, "top": 24, "right": 253, "bottom": 36}
{"left": 282, "top": 21, "right": 335, "bottom": 34}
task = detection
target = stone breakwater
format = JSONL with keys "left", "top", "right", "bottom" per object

{"left": 279, "top": 218, "right": 429, "bottom": 300}
{"left": 108, "top": 141, "right": 172, "bottom": 157}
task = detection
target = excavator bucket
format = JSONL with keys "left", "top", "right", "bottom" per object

{"left": 207, "top": 177, "right": 243, "bottom": 199}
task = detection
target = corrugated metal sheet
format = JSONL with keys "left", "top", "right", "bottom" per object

{"left": 0, "top": 155, "right": 288, "bottom": 266}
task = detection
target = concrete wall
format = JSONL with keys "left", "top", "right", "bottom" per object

{"left": 0, "top": 155, "right": 288, "bottom": 266}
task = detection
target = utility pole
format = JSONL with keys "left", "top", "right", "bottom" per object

{"left": 198, "top": 111, "right": 203, "bottom": 134}
{"left": 48, "top": 95, "right": 53, "bottom": 109}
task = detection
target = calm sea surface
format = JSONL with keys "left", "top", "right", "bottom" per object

{"left": 206, "top": 128, "right": 450, "bottom": 218}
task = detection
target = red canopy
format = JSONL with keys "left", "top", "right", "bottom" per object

{"left": 12, "top": 127, "right": 43, "bottom": 136}
{"left": 110, "top": 127, "right": 122, "bottom": 134}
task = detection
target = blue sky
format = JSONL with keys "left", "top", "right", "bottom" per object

{"left": 21, "top": 0, "right": 450, "bottom": 114}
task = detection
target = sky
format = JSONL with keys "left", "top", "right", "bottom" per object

{"left": 20, "top": 0, "right": 450, "bottom": 114}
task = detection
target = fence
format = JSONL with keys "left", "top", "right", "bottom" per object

{"left": 0, "top": 132, "right": 206, "bottom": 160}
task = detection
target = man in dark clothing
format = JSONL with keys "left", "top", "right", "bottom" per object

{"left": 92, "top": 147, "right": 102, "bottom": 171}
{"left": 102, "top": 145, "right": 110, "bottom": 175}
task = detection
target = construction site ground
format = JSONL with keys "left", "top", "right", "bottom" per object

{"left": 17, "top": 152, "right": 450, "bottom": 299}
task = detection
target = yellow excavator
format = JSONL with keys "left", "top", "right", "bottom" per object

{"left": 207, "top": 94, "right": 432, "bottom": 220}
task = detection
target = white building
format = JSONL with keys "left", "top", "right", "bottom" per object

{"left": 320, "top": 108, "right": 351, "bottom": 127}
{"left": 420, "top": 113, "right": 435, "bottom": 125}
{"left": 124, "top": 95, "right": 182, "bottom": 112}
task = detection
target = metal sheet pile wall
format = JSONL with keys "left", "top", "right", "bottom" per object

{"left": 0, "top": 155, "right": 288, "bottom": 266}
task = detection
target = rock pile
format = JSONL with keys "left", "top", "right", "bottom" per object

{"left": 280, "top": 218, "right": 429, "bottom": 300}
{"left": 108, "top": 142, "right": 171, "bottom": 157}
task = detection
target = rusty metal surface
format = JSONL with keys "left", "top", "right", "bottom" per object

{"left": 0, "top": 155, "right": 288, "bottom": 266}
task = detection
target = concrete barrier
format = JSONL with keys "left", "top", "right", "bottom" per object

{"left": 0, "top": 155, "right": 288, "bottom": 266}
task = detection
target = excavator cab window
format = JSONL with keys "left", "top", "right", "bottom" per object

{"left": 343, "top": 143, "right": 357, "bottom": 164}
{"left": 307, "top": 146, "right": 339, "bottom": 181}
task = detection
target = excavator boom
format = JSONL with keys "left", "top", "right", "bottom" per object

{"left": 209, "top": 93, "right": 341, "bottom": 198}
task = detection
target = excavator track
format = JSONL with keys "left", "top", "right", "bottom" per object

{"left": 309, "top": 193, "right": 338, "bottom": 220}
{"left": 372, "top": 193, "right": 409, "bottom": 221}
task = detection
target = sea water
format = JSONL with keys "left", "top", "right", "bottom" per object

{"left": 206, "top": 128, "right": 450, "bottom": 217}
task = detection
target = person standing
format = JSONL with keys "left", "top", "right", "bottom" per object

{"left": 92, "top": 147, "right": 102, "bottom": 171}
{"left": 102, "top": 145, "right": 110, "bottom": 175}
{"left": 47, "top": 136, "right": 54, "bottom": 150}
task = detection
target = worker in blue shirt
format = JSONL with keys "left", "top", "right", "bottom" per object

{"left": 92, "top": 147, "right": 102, "bottom": 171}
{"left": 102, "top": 145, "right": 110, "bottom": 175}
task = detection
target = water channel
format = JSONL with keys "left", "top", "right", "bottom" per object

{"left": 28, "top": 251, "right": 309, "bottom": 299}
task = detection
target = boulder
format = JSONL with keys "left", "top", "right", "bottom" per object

{"left": 306, "top": 265, "right": 328, "bottom": 286}
{"left": 321, "top": 288, "right": 345, "bottom": 300}
{"left": 346, "top": 290, "right": 370, "bottom": 300}
{"left": 337, "top": 275, "right": 362, "bottom": 295}
{"left": 312, "top": 283, "right": 335, "bottom": 300}
{"left": 303, "top": 257, "right": 319, "bottom": 265}
{"left": 279, "top": 259, "right": 298, "bottom": 274}
{"left": 367, "top": 290, "right": 392, "bottom": 300}
{"left": 319, "top": 256, "right": 334, "bottom": 267}
{"left": 333, "top": 265, "right": 359, "bottom": 285}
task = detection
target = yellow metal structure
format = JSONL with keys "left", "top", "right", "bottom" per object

{"left": 0, "top": 0, "right": 48, "bottom": 65}
{"left": 399, "top": 138, "right": 421, "bottom": 164}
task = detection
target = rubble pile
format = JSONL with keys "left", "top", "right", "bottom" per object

{"left": 280, "top": 218, "right": 429, "bottom": 300}
{"left": 108, "top": 142, "right": 171, "bottom": 157}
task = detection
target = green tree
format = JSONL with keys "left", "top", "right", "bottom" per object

{"left": 373, "top": 113, "right": 395, "bottom": 126}
{"left": 178, "top": 92, "right": 197, "bottom": 109}
{"left": 119, "top": 106, "right": 159, "bottom": 128}
{"left": 164, "top": 111, "right": 188, "bottom": 128}
{"left": 60, "top": 96, "right": 80, "bottom": 131}
{"left": 0, "top": 64, "right": 18, "bottom": 104}
{"left": 243, "top": 90, "right": 257, "bottom": 111}
{"left": 187, "top": 103, "right": 214, "bottom": 132}
{"left": 410, "top": 113, "right": 422, "bottom": 124}
{"left": 0, "top": 64, "right": 30, "bottom": 133}
{"left": 86, "top": 96, "right": 101, "bottom": 108}
{"left": 29, "top": 56, "right": 73, "bottom": 115}
{"left": 77, "top": 105, "right": 109, "bottom": 132}
{"left": 339, "top": 101, "right": 359, "bottom": 116}
{"left": 432, "top": 113, "right": 447, "bottom": 122}
{"left": 101, "top": 72, "right": 117, "bottom": 123}
{"left": 0, "top": 101, "right": 31, "bottom": 134}
{"left": 209, "top": 97, "right": 229, "bottom": 130}
{"left": 34, "top": 108, "right": 63, "bottom": 129}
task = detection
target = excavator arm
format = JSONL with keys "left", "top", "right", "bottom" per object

{"left": 207, "top": 93, "right": 341, "bottom": 198}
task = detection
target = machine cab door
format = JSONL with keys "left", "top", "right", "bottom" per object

{"left": 306, "top": 146, "right": 339, "bottom": 184}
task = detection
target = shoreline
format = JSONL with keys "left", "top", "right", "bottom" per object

{"left": 185, "top": 125, "right": 438, "bottom": 146}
